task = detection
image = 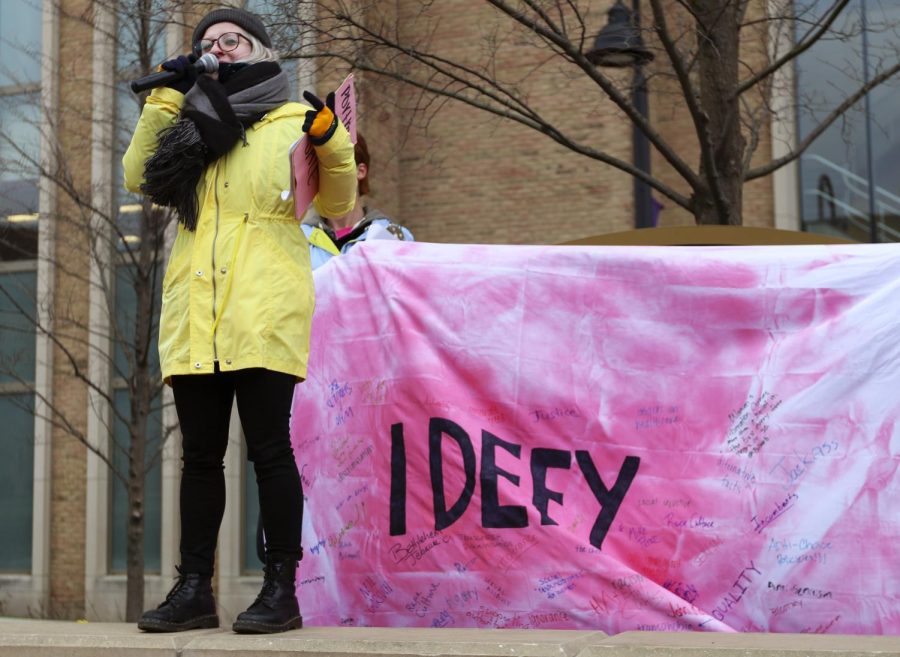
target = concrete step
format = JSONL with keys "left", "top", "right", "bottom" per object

{"left": 2, "top": 618, "right": 900, "bottom": 657}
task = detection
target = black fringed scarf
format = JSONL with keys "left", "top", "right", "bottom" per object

{"left": 141, "top": 61, "right": 290, "bottom": 231}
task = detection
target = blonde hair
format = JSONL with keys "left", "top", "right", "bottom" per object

{"left": 236, "top": 31, "right": 279, "bottom": 64}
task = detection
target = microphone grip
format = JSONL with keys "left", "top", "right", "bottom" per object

{"left": 130, "top": 69, "right": 180, "bottom": 93}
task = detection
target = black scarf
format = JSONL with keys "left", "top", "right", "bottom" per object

{"left": 141, "top": 61, "right": 290, "bottom": 231}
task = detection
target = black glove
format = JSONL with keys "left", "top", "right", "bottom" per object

{"left": 302, "top": 91, "right": 338, "bottom": 145}
{"left": 160, "top": 54, "right": 199, "bottom": 95}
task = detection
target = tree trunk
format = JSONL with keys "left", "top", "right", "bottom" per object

{"left": 126, "top": 447, "right": 146, "bottom": 621}
{"left": 125, "top": 304, "right": 154, "bottom": 620}
{"left": 125, "top": 202, "right": 163, "bottom": 622}
{"left": 694, "top": 0, "right": 746, "bottom": 225}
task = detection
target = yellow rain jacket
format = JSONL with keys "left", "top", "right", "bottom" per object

{"left": 123, "top": 86, "right": 356, "bottom": 383}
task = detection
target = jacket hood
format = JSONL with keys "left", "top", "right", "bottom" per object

{"left": 302, "top": 204, "right": 387, "bottom": 228}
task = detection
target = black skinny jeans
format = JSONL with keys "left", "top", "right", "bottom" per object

{"left": 172, "top": 367, "right": 303, "bottom": 575}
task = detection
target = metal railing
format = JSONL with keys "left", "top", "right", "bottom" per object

{"left": 802, "top": 153, "right": 900, "bottom": 242}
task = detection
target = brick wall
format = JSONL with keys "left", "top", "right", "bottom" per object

{"left": 49, "top": 0, "right": 94, "bottom": 620}
{"left": 341, "top": 0, "right": 777, "bottom": 241}
{"left": 389, "top": 1, "right": 635, "bottom": 244}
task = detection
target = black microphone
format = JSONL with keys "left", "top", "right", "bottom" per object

{"left": 130, "top": 53, "right": 219, "bottom": 94}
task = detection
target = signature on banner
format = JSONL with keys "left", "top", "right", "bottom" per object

{"left": 726, "top": 392, "right": 782, "bottom": 457}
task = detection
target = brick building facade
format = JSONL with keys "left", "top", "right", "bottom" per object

{"left": 5, "top": 0, "right": 893, "bottom": 622}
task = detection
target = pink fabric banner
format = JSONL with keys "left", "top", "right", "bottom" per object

{"left": 290, "top": 241, "right": 900, "bottom": 634}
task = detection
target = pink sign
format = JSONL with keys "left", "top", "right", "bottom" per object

{"left": 291, "top": 241, "right": 900, "bottom": 634}
{"left": 289, "top": 74, "right": 357, "bottom": 218}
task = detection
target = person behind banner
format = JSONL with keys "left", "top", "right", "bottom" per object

{"left": 301, "top": 133, "right": 413, "bottom": 269}
{"left": 122, "top": 6, "right": 356, "bottom": 635}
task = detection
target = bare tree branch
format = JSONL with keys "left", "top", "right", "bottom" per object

{"left": 746, "top": 59, "right": 900, "bottom": 180}
{"left": 735, "top": 0, "right": 852, "bottom": 97}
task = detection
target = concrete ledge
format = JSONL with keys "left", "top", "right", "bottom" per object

{"left": 0, "top": 618, "right": 218, "bottom": 656}
{"left": 586, "top": 631, "right": 900, "bottom": 657}
{"left": 183, "top": 626, "right": 604, "bottom": 656}
{"left": 2, "top": 619, "right": 900, "bottom": 657}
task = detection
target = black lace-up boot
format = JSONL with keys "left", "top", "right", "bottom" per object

{"left": 137, "top": 567, "right": 219, "bottom": 632}
{"left": 232, "top": 558, "right": 303, "bottom": 633}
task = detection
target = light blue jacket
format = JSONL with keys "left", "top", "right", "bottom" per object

{"left": 301, "top": 206, "right": 414, "bottom": 270}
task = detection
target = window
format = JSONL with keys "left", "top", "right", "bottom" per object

{"left": 0, "top": 0, "right": 43, "bottom": 574}
{"left": 797, "top": 0, "right": 900, "bottom": 242}
{"left": 242, "top": 0, "right": 302, "bottom": 100}
{"left": 106, "top": 5, "right": 169, "bottom": 575}
{"left": 0, "top": 2, "right": 41, "bottom": 88}
{"left": 108, "top": 263, "right": 164, "bottom": 573}
{"left": 0, "top": 271, "right": 36, "bottom": 573}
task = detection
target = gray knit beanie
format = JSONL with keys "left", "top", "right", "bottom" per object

{"left": 192, "top": 8, "right": 272, "bottom": 49}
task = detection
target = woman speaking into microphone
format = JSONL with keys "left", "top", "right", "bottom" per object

{"left": 123, "top": 6, "right": 356, "bottom": 634}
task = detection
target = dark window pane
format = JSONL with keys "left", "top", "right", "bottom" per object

{"left": 0, "top": 270, "right": 36, "bottom": 384}
{"left": 796, "top": 0, "right": 868, "bottom": 240}
{"left": 0, "top": 210, "right": 38, "bottom": 262}
{"left": 0, "top": 93, "right": 40, "bottom": 178}
{"left": 796, "top": 0, "right": 900, "bottom": 242}
{"left": 109, "top": 388, "right": 162, "bottom": 574}
{"left": 113, "top": 264, "right": 162, "bottom": 381}
{"left": 109, "top": 6, "right": 169, "bottom": 575}
{"left": 865, "top": 3, "right": 900, "bottom": 240}
{"left": 0, "top": 93, "right": 39, "bottom": 262}
{"left": 0, "top": 393, "right": 34, "bottom": 572}
{"left": 110, "top": 264, "right": 163, "bottom": 573}
{"left": 115, "top": 0, "right": 168, "bottom": 79}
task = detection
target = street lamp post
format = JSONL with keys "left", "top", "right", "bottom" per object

{"left": 586, "top": 0, "right": 655, "bottom": 229}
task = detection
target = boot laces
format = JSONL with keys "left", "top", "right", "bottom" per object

{"left": 251, "top": 562, "right": 294, "bottom": 607}
{"left": 163, "top": 566, "right": 196, "bottom": 605}
{"left": 255, "top": 564, "right": 280, "bottom": 602}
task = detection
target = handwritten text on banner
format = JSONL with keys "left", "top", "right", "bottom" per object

{"left": 291, "top": 241, "right": 900, "bottom": 635}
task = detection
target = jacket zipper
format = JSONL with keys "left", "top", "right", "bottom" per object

{"left": 211, "top": 165, "right": 221, "bottom": 363}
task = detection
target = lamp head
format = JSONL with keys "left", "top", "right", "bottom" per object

{"left": 586, "top": 0, "right": 654, "bottom": 68}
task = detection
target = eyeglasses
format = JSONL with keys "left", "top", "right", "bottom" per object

{"left": 196, "top": 32, "right": 248, "bottom": 54}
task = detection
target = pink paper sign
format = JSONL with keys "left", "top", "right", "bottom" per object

{"left": 290, "top": 74, "right": 357, "bottom": 218}
{"left": 291, "top": 241, "right": 900, "bottom": 635}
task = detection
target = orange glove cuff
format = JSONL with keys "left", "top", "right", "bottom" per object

{"left": 308, "top": 107, "right": 335, "bottom": 139}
